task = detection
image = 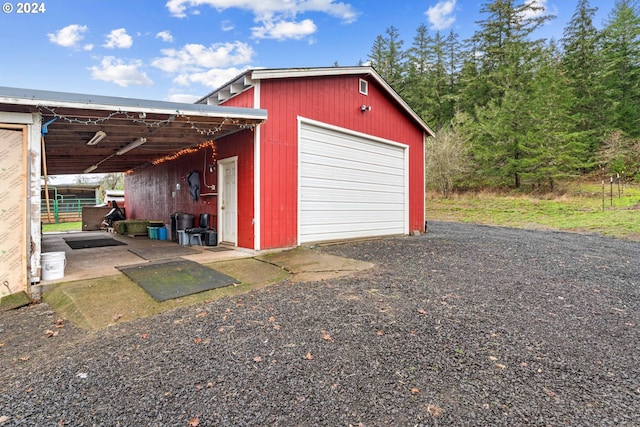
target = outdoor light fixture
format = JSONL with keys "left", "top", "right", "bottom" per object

{"left": 84, "top": 164, "right": 98, "bottom": 173}
{"left": 116, "top": 137, "right": 147, "bottom": 155}
{"left": 86, "top": 130, "right": 107, "bottom": 145}
{"left": 360, "top": 105, "right": 371, "bottom": 112}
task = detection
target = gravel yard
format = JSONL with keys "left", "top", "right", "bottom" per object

{"left": 1, "top": 221, "right": 639, "bottom": 426}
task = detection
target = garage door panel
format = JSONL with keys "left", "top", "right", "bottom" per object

{"left": 299, "top": 121, "right": 408, "bottom": 244}
{"left": 300, "top": 157, "right": 404, "bottom": 182}
{"left": 300, "top": 176, "right": 404, "bottom": 194}
{"left": 301, "top": 222, "right": 405, "bottom": 242}
{"left": 301, "top": 140, "right": 404, "bottom": 164}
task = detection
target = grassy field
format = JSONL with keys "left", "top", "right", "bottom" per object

{"left": 42, "top": 221, "right": 82, "bottom": 233}
{"left": 426, "top": 181, "right": 640, "bottom": 241}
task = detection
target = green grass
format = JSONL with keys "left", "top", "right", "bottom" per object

{"left": 42, "top": 221, "right": 82, "bottom": 232}
{"left": 426, "top": 182, "right": 640, "bottom": 241}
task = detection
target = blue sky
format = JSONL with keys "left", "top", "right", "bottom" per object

{"left": 0, "top": 0, "right": 614, "bottom": 103}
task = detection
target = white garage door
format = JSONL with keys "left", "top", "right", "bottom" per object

{"left": 298, "top": 120, "right": 408, "bottom": 244}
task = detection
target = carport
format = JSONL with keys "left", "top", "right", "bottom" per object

{"left": 0, "top": 86, "right": 267, "bottom": 302}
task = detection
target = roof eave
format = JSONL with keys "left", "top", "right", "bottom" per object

{"left": 0, "top": 86, "right": 267, "bottom": 121}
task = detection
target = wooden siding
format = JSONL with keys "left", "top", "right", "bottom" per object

{"left": 125, "top": 130, "right": 255, "bottom": 248}
{"left": 219, "top": 73, "right": 426, "bottom": 250}
{"left": 263, "top": 75, "right": 424, "bottom": 249}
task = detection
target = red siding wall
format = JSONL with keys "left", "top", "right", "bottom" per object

{"left": 125, "top": 130, "right": 255, "bottom": 248}
{"left": 253, "top": 75, "right": 424, "bottom": 249}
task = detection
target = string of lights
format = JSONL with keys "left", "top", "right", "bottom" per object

{"left": 37, "top": 105, "right": 258, "bottom": 136}
{"left": 152, "top": 140, "right": 217, "bottom": 166}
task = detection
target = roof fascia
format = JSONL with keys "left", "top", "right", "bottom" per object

{"left": 0, "top": 86, "right": 267, "bottom": 121}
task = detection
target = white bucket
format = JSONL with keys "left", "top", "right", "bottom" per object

{"left": 41, "top": 252, "right": 66, "bottom": 281}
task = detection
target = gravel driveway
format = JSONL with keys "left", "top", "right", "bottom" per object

{"left": 1, "top": 221, "right": 639, "bottom": 426}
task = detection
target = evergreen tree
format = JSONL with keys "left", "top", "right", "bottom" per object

{"left": 367, "top": 26, "right": 405, "bottom": 90}
{"left": 599, "top": 0, "right": 640, "bottom": 137}
{"left": 463, "top": 0, "right": 554, "bottom": 188}
{"left": 561, "top": 0, "right": 603, "bottom": 163}
{"left": 522, "top": 44, "right": 588, "bottom": 190}
{"left": 404, "top": 24, "right": 432, "bottom": 123}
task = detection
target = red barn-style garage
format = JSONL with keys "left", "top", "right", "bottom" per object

{"left": 126, "top": 66, "right": 434, "bottom": 251}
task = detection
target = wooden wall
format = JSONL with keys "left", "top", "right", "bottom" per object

{"left": 125, "top": 129, "right": 255, "bottom": 247}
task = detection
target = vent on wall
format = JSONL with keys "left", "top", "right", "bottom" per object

{"left": 359, "top": 78, "right": 368, "bottom": 95}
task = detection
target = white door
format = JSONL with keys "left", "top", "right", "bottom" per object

{"left": 298, "top": 119, "right": 408, "bottom": 244}
{"left": 218, "top": 157, "right": 238, "bottom": 245}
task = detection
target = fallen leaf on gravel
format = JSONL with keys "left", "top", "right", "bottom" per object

{"left": 196, "top": 312, "right": 207, "bottom": 318}
{"left": 268, "top": 316, "right": 276, "bottom": 322}
{"left": 495, "top": 363, "right": 506, "bottom": 370}
{"left": 44, "top": 329, "right": 58, "bottom": 338}
{"left": 140, "top": 333, "right": 149, "bottom": 339}
{"left": 304, "top": 352, "right": 314, "bottom": 360}
{"left": 417, "top": 308, "right": 427, "bottom": 315}
{"left": 253, "top": 356, "right": 262, "bottom": 362}
{"left": 187, "top": 417, "right": 199, "bottom": 426}
{"left": 53, "top": 318, "right": 64, "bottom": 325}
{"left": 0, "top": 415, "right": 9, "bottom": 423}
{"left": 320, "top": 330, "right": 334, "bottom": 342}
{"left": 273, "top": 324, "right": 281, "bottom": 331}
{"left": 193, "top": 338, "right": 202, "bottom": 344}
{"left": 376, "top": 330, "right": 384, "bottom": 336}
{"left": 543, "top": 387, "right": 556, "bottom": 397}
{"left": 520, "top": 362, "right": 528, "bottom": 367}
{"left": 411, "top": 387, "right": 420, "bottom": 394}
{"left": 218, "top": 327, "right": 225, "bottom": 332}
{"left": 0, "top": 342, "right": 5, "bottom": 347}
{"left": 19, "top": 356, "right": 29, "bottom": 362}
{"left": 426, "top": 404, "right": 443, "bottom": 417}
{"left": 488, "top": 356, "right": 498, "bottom": 361}
{"left": 207, "top": 382, "right": 213, "bottom": 388}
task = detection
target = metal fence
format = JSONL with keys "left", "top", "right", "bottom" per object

{"left": 41, "top": 197, "right": 100, "bottom": 223}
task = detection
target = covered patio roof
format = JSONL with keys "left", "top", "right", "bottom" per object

{"left": 0, "top": 86, "right": 267, "bottom": 175}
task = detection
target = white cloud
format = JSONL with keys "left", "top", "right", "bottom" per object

{"left": 165, "top": 0, "right": 359, "bottom": 40}
{"left": 173, "top": 66, "right": 250, "bottom": 89}
{"left": 166, "top": 0, "right": 357, "bottom": 21}
{"left": 103, "top": 28, "right": 133, "bottom": 49}
{"left": 252, "top": 18, "right": 317, "bottom": 40}
{"left": 166, "top": 92, "right": 201, "bottom": 103}
{"left": 156, "top": 31, "right": 174, "bottom": 43}
{"left": 48, "top": 24, "right": 88, "bottom": 48}
{"left": 151, "top": 41, "right": 254, "bottom": 73}
{"left": 221, "top": 20, "right": 234, "bottom": 31}
{"left": 425, "top": 0, "right": 457, "bottom": 31}
{"left": 89, "top": 56, "right": 153, "bottom": 87}
{"left": 520, "top": 0, "right": 550, "bottom": 20}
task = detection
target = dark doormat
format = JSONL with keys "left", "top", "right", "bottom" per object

{"left": 206, "top": 246, "right": 233, "bottom": 252}
{"left": 128, "top": 245, "right": 200, "bottom": 260}
{"left": 117, "top": 259, "right": 239, "bottom": 302}
{"left": 64, "top": 237, "right": 127, "bottom": 249}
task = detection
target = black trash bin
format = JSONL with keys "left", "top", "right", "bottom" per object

{"left": 177, "top": 213, "right": 194, "bottom": 230}
{"left": 171, "top": 212, "right": 195, "bottom": 242}
{"left": 204, "top": 229, "right": 218, "bottom": 246}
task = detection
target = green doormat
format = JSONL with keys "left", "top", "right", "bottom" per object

{"left": 117, "top": 259, "right": 239, "bottom": 302}
{"left": 64, "top": 237, "right": 127, "bottom": 249}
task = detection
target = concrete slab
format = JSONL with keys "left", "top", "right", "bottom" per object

{"left": 37, "top": 231, "right": 374, "bottom": 329}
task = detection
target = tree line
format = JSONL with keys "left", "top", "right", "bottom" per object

{"left": 367, "top": 0, "right": 640, "bottom": 193}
